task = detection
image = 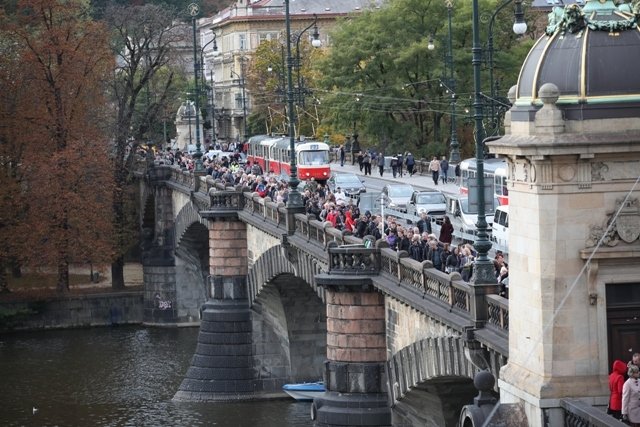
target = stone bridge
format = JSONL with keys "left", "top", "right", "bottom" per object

{"left": 135, "top": 163, "right": 511, "bottom": 426}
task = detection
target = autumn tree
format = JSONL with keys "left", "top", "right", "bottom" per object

{"left": 246, "top": 37, "right": 326, "bottom": 139}
{"left": 0, "top": 0, "right": 115, "bottom": 292}
{"left": 104, "top": 3, "right": 188, "bottom": 289}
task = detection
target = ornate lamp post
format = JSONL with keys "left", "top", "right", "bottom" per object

{"left": 284, "top": 0, "right": 301, "bottom": 207}
{"left": 188, "top": 3, "right": 204, "bottom": 172}
{"left": 293, "top": 14, "right": 321, "bottom": 108}
{"left": 445, "top": 0, "right": 460, "bottom": 163}
{"left": 284, "top": 6, "right": 321, "bottom": 207}
{"left": 487, "top": 0, "right": 527, "bottom": 137}
{"left": 470, "top": 0, "right": 525, "bottom": 323}
{"left": 230, "top": 59, "right": 248, "bottom": 142}
{"left": 199, "top": 33, "right": 219, "bottom": 146}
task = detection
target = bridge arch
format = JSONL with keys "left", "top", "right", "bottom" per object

{"left": 387, "top": 336, "right": 481, "bottom": 427}
{"left": 247, "top": 245, "right": 326, "bottom": 304}
{"left": 174, "top": 201, "right": 208, "bottom": 249}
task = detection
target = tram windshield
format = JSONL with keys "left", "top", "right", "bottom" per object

{"left": 298, "top": 150, "right": 329, "bottom": 165}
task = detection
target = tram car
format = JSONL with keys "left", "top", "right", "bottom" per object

{"left": 246, "top": 135, "right": 330, "bottom": 182}
{"left": 458, "top": 157, "right": 509, "bottom": 206}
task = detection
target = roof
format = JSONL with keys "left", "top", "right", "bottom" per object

{"left": 514, "top": 0, "right": 640, "bottom": 120}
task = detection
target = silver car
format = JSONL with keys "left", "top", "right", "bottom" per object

{"left": 381, "top": 184, "right": 415, "bottom": 211}
{"left": 407, "top": 190, "right": 447, "bottom": 220}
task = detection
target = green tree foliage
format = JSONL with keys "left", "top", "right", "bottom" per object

{"left": 246, "top": 38, "right": 326, "bottom": 139}
{"left": 315, "top": 0, "right": 535, "bottom": 158}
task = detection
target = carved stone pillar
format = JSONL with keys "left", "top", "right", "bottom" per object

{"left": 313, "top": 274, "right": 391, "bottom": 427}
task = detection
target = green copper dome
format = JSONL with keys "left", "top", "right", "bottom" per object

{"left": 515, "top": 0, "right": 640, "bottom": 120}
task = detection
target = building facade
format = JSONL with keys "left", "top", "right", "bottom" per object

{"left": 198, "top": 0, "right": 383, "bottom": 145}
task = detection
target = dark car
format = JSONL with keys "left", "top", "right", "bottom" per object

{"left": 327, "top": 173, "right": 366, "bottom": 198}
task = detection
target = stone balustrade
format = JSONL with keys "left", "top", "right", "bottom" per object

{"left": 139, "top": 163, "right": 509, "bottom": 337}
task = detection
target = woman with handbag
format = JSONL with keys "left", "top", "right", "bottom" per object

{"left": 622, "top": 364, "right": 640, "bottom": 425}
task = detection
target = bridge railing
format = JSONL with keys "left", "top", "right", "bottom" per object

{"left": 327, "top": 241, "right": 380, "bottom": 274}
{"left": 560, "top": 399, "right": 627, "bottom": 427}
{"left": 379, "top": 248, "right": 472, "bottom": 315}
{"left": 238, "top": 192, "right": 508, "bottom": 335}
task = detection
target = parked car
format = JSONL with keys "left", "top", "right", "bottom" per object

{"left": 327, "top": 173, "right": 366, "bottom": 198}
{"left": 381, "top": 184, "right": 415, "bottom": 211}
{"left": 407, "top": 190, "right": 447, "bottom": 221}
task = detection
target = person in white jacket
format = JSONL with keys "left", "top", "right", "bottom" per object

{"left": 622, "top": 364, "right": 640, "bottom": 426}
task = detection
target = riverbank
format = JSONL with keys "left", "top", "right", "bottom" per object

{"left": 0, "top": 263, "right": 144, "bottom": 332}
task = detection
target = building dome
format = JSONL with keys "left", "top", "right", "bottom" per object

{"left": 515, "top": 0, "right": 640, "bottom": 120}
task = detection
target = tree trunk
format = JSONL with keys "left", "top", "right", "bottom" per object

{"left": 111, "top": 256, "right": 125, "bottom": 290}
{"left": 57, "top": 260, "right": 69, "bottom": 293}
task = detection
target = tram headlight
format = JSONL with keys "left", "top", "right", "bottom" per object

{"left": 323, "top": 171, "right": 327, "bottom": 176}
{"left": 305, "top": 172, "right": 310, "bottom": 176}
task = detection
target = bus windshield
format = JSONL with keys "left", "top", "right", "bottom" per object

{"left": 298, "top": 150, "right": 329, "bottom": 165}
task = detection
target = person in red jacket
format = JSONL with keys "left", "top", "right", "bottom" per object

{"left": 610, "top": 359, "right": 627, "bottom": 420}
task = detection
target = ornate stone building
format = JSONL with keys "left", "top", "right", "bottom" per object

{"left": 197, "top": 0, "right": 383, "bottom": 143}
{"left": 487, "top": 0, "right": 640, "bottom": 424}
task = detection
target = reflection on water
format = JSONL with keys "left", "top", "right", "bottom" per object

{"left": 0, "top": 326, "right": 312, "bottom": 427}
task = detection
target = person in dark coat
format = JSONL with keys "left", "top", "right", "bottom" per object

{"left": 405, "top": 152, "right": 415, "bottom": 176}
{"left": 439, "top": 215, "right": 454, "bottom": 244}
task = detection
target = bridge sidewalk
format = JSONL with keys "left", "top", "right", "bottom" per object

{"left": 329, "top": 161, "right": 461, "bottom": 195}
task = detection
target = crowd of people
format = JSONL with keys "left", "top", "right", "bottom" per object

{"left": 147, "top": 144, "right": 507, "bottom": 288}
{"left": 335, "top": 146, "right": 460, "bottom": 183}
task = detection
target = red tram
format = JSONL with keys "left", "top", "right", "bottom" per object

{"left": 246, "top": 135, "right": 331, "bottom": 182}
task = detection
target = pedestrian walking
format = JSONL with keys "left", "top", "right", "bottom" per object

{"left": 406, "top": 152, "right": 415, "bottom": 176}
{"left": 455, "top": 163, "right": 461, "bottom": 185}
{"left": 440, "top": 156, "right": 449, "bottom": 184}
{"left": 391, "top": 156, "right": 399, "bottom": 178}
{"left": 397, "top": 153, "right": 404, "bottom": 177}
{"left": 363, "top": 152, "right": 371, "bottom": 175}
{"left": 622, "top": 364, "right": 640, "bottom": 426}
{"left": 429, "top": 156, "right": 440, "bottom": 185}
{"left": 339, "top": 145, "right": 345, "bottom": 167}
{"left": 377, "top": 153, "right": 385, "bottom": 177}
{"left": 357, "top": 151, "right": 364, "bottom": 172}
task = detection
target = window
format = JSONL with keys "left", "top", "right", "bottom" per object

{"left": 239, "top": 33, "right": 246, "bottom": 50}
{"left": 298, "top": 150, "right": 328, "bottom": 165}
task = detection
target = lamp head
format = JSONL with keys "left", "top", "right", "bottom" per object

{"left": 212, "top": 39, "right": 220, "bottom": 56}
{"left": 312, "top": 23, "right": 322, "bottom": 48}
{"left": 513, "top": 0, "right": 527, "bottom": 35}
{"left": 427, "top": 34, "right": 435, "bottom": 51}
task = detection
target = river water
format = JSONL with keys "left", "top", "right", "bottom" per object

{"left": 0, "top": 326, "right": 312, "bottom": 427}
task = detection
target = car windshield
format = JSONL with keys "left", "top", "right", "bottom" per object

{"left": 298, "top": 150, "right": 328, "bottom": 165}
{"left": 336, "top": 176, "right": 361, "bottom": 187}
{"left": 459, "top": 197, "right": 499, "bottom": 214}
{"left": 388, "top": 186, "right": 413, "bottom": 197}
{"left": 416, "top": 193, "right": 446, "bottom": 204}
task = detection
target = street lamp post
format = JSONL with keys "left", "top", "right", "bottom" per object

{"left": 470, "top": 0, "right": 526, "bottom": 323}
{"left": 445, "top": 0, "right": 460, "bottom": 163}
{"left": 293, "top": 14, "right": 321, "bottom": 108}
{"left": 284, "top": 0, "right": 302, "bottom": 208}
{"left": 230, "top": 61, "right": 248, "bottom": 142}
{"left": 487, "top": 0, "right": 527, "bottom": 137}
{"left": 199, "top": 33, "right": 219, "bottom": 146}
{"left": 471, "top": 0, "right": 493, "bottom": 288}
{"left": 188, "top": 3, "right": 204, "bottom": 173}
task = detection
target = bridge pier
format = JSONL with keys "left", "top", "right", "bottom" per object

{"left": 173, "top": 217, "right": 258, "bottom": 401}
{"left": 313, "top": 274, "right": 391, "bottom": 427}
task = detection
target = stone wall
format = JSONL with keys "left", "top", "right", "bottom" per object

{"left": 386, "top": 298, "right": 458, "bottom": 357}
{"left": 0, "top": 291, "right": 143, "bottom": 331}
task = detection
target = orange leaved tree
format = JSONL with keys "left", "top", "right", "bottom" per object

{"left": 0, "top": 0, "right": 115, "bottom": 292}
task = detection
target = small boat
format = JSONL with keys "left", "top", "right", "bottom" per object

{"left": 282, "top": 381, "right": 325, "bottom": 401}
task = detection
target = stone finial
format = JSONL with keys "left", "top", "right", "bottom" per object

{"left": 508, "top": 85, "right": 517, "bottom": 104}
{"left": 539, "top": 82, "right": 560, "bottom": 105}
{"left": 534, "top": 82, "right": 564, "bottom": 135}
{"left": 504, "top": 85, "right": 518, "bottom": 135}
